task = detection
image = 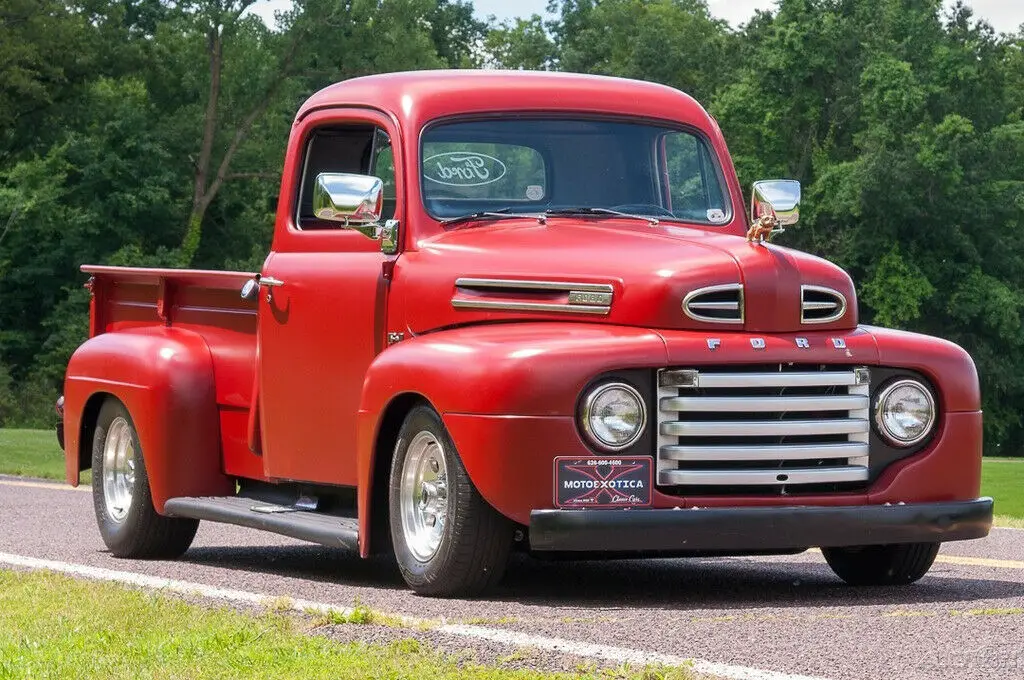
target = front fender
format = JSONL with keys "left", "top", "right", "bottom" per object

{"left": 354, "top": 322, "right": 668, "bottom": 549}
{"left": 359, "top": 322, "right": 667, "bottom": 418}
{"left": 63, "top": 327, "right": 233, "bottom": 512}
{"left": 863, "top": 325, "right": 980, "bottom": 412}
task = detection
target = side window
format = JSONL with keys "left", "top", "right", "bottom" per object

{"left": 295, "top": 125, "right": 397, "bottom": 229}
{"left": 663, "top": 132, "right": 727, "bottom": 223}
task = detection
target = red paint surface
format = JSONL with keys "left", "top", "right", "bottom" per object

{"left": 60, "top": 71, "right": 985, "bottom": 555}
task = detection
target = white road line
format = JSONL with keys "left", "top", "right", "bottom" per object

{"left": 0, "top": 551, "right": 830, "bottom": 680}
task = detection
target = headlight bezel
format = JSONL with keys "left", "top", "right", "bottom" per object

{"left": 873, "top": 377, "right": 937, "bottom": 448}
{"left": 579, "top": 381, "right": 648, "bottom": 452}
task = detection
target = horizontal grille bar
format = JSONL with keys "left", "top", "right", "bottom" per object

{"left": 661, "top": 418, "right": 870, "bottom": 437}
{"left": 659, "top": 466, "right": 869, "bottom": 486}
{"left": 660, "top": 442, "right": 868, "bottom": 462}
{"left": 660, "top": 394, "right": 868, "bottom": 413}
{"left": 684, "top": 371, "right": 863, "bottom": 389}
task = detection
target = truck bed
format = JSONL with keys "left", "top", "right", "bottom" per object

{"left": 83, "top": 265, "right": 263, "bottom": 479}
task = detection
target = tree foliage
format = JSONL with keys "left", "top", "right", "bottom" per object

{"left": 1, "top": 0, "right": 1022, "bottom": 455}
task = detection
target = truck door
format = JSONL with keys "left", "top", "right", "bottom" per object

{"left": 256, "top": 110, "right": 401, "bottom": 486}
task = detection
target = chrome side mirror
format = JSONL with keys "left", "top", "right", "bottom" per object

{"left": 750, "top": 179, "right": 800, "bottom": 226}
{"left": 313, "top": 172, "right": 384, "bottom": 234}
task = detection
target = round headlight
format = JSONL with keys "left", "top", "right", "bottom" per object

{"left": 580, "top": 382, "right": 646, "bottom": 451}
{"left": 874, "top": 379, "right": 936, "bottom": 447}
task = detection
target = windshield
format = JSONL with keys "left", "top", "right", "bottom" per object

{"left": 420, "top": 118, "right": 731, "bottom": 226}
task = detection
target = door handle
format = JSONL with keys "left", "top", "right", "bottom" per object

{"left": 241, "top": 275, "right": 285, "bottom": 302}
{"left": 257, "top": 275, "right": 284, "bottom": 287}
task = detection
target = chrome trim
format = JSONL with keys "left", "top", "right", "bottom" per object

{"left": 682, "top": 283, "right": 744, "bottom": 324}
{"left": 659, "top": 369, "right": 862, "bottom": 389}
{"left": 656, "top": 365, "right": 872, "bottom": 489}
{"left": 580, "top": 382, "right": 647, "bottom": 452}
{"left": 659, "top": 466, "right": 868, "bottom": 486}
{"left": 568, "top": 290, "right": 613, "bottom": 305}
{"left": 660, "top": 419, "right": 870, "bottom": 437}
{"left": 455, "top": 278, "right": 613, "bottom": 293}
{"left": 453, "top": 278, "right": 614, "bottom": 315}
{"left": 801, "top": 285, "right": 847, "bottom": 324}
{"left": 874, "top": 378, "right": 937, "bottom": 447}
{"left": 451, "top": 299, "right": 609, "bottom": 315}
{"left": 660, "top": 394, "right": 869, "bottom": 413}
{"left": 312, "top": 172, "right": 384, "bottom": 229}
{"left": 399, "top": 430, "right": 449, "bottom": 562}
{"left": 102, "top": 416, "right": 136, "bottom": 523}
{"left": 256, "top": 275, "right": 284, "bottom": 287}
{"left": 661, "top": 442, "right": 868, "bottom": 462}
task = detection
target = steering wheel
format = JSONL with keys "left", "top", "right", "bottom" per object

{"left": 611, "top": 203, "right": 675, "bottom": 217}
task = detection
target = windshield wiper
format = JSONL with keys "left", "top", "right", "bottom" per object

{"left": 440, "top": 208, "right": 543, "bottom": 227}
{"left": 544, "top": 206, "right": 660, "bottom": 226}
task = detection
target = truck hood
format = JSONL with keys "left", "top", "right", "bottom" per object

{"left": 398, "top": 218, "right": 857, "bottom": 335}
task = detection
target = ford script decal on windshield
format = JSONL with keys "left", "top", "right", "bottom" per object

{"left": 554, "top": 456, "right": 652, "bottom": 508}
{"left": 424, "top": 152, "right": 507, "bottom": 186}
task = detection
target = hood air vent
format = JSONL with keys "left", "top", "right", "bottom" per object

{"left": 683, "top": 284, "right": 743, "bottom": 324}
{"left": 801, "top": 285, "right": 847, "bottom": 324}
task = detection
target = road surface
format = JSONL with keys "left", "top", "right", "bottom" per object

{"left": 1, "top": 477, "right": 1022, "bottom": 680}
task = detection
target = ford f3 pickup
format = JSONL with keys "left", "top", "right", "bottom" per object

{"left": 57, "top": 70, "right": 993, "bottom": 596}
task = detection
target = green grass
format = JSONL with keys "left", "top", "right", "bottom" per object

{"left": 982, "top": 458, "right": 1024, "bottom": 521}
{"left": 0, "top": 428, "right": 89, "bottom": 483}
{"left": 0, "top": 569, "right": 692, "bottom": 680}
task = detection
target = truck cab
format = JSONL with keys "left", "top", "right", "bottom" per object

{"left": 58, "top": 71, "right": 993, "bottom": 596}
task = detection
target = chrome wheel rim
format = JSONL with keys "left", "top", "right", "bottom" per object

{"left": 102, "top": 417, "right": 136, "bottom": 523}
{"left": 399, "top": 431, "right": 448, "bottom": 562}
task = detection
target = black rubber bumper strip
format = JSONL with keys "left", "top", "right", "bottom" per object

{"left": 528, "top": 498, "right": 994, "bottom": 552}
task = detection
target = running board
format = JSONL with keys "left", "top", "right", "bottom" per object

{"left": 164, "top": 496, "right": 359, "bottom": 551}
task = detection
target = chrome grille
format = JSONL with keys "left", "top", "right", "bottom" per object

{"left": 657, "top": 366, "right": 870, "bottom": 490}
{"left": 801, "top": 285, "right": 846, "bottom": 324}
{"left": 683, "top": 284, "right": 743, "bottom": 324}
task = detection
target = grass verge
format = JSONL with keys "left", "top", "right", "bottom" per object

{"left": 982, "top": 458, "right": 1024, "bottom": 520}
{"left": 0, "top": 569, "right": 691, "bottom": 680}
{"left": 0, "top": 428, "right": 89, "bottom": 484}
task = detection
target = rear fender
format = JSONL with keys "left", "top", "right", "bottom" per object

{"left": 354, "top": 322, "right": 667, "bottom": 555}
{"left": 63, "top": 327, "right": 233, "bottom": 511}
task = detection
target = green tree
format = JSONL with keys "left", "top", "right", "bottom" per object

{"left": 484, "top": 15, "right": 558, "bottom": 70}
{"left": 549, "top": 0, "right": 737, "bottom": 103}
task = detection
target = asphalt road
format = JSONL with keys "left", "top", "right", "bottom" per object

{"left": 2, "top": 477, "right": 1022, "bottom": 680}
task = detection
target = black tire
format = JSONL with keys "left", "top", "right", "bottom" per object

{"left": 91, "top": 398, "right": 199, "bottom": 559}
{"left": 823, "top": 542, "right": 940, "bottom": 586}
{"left": 388, "top": 405, "right": 513, "bottom": 597}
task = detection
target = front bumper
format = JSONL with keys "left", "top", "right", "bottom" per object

{"left": 529, "top": 498, "right": 993, "bottom": 553}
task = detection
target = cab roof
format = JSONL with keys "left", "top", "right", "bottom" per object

{"left": 297, "top": 70, "right": 715, "bottom": 132}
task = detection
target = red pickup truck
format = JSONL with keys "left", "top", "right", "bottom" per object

{"left": 57, "top": 70, "right": 992, "bottom": 597}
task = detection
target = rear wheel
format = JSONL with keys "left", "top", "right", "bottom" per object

{"left": 388, "top": 405, "right": 513, "bottom": 596}
{"left": 823, "top": 542, "right": 940, "bottom": 586}
{"left": 91, "top": 398, "right": 199, "bottom": 558}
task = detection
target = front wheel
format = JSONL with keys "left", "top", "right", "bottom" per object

{"left": 388, "top": 405, "right": 513, "bottom": 596}
{"left": 91, "top": 398, "right": 199, "bottom": 558}
{"left": 822, "top": 542, "right": 940, "bottom": 586}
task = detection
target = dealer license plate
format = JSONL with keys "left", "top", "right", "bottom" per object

{"left": 553, "top": 456, "right": 652, "bottom": 509}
